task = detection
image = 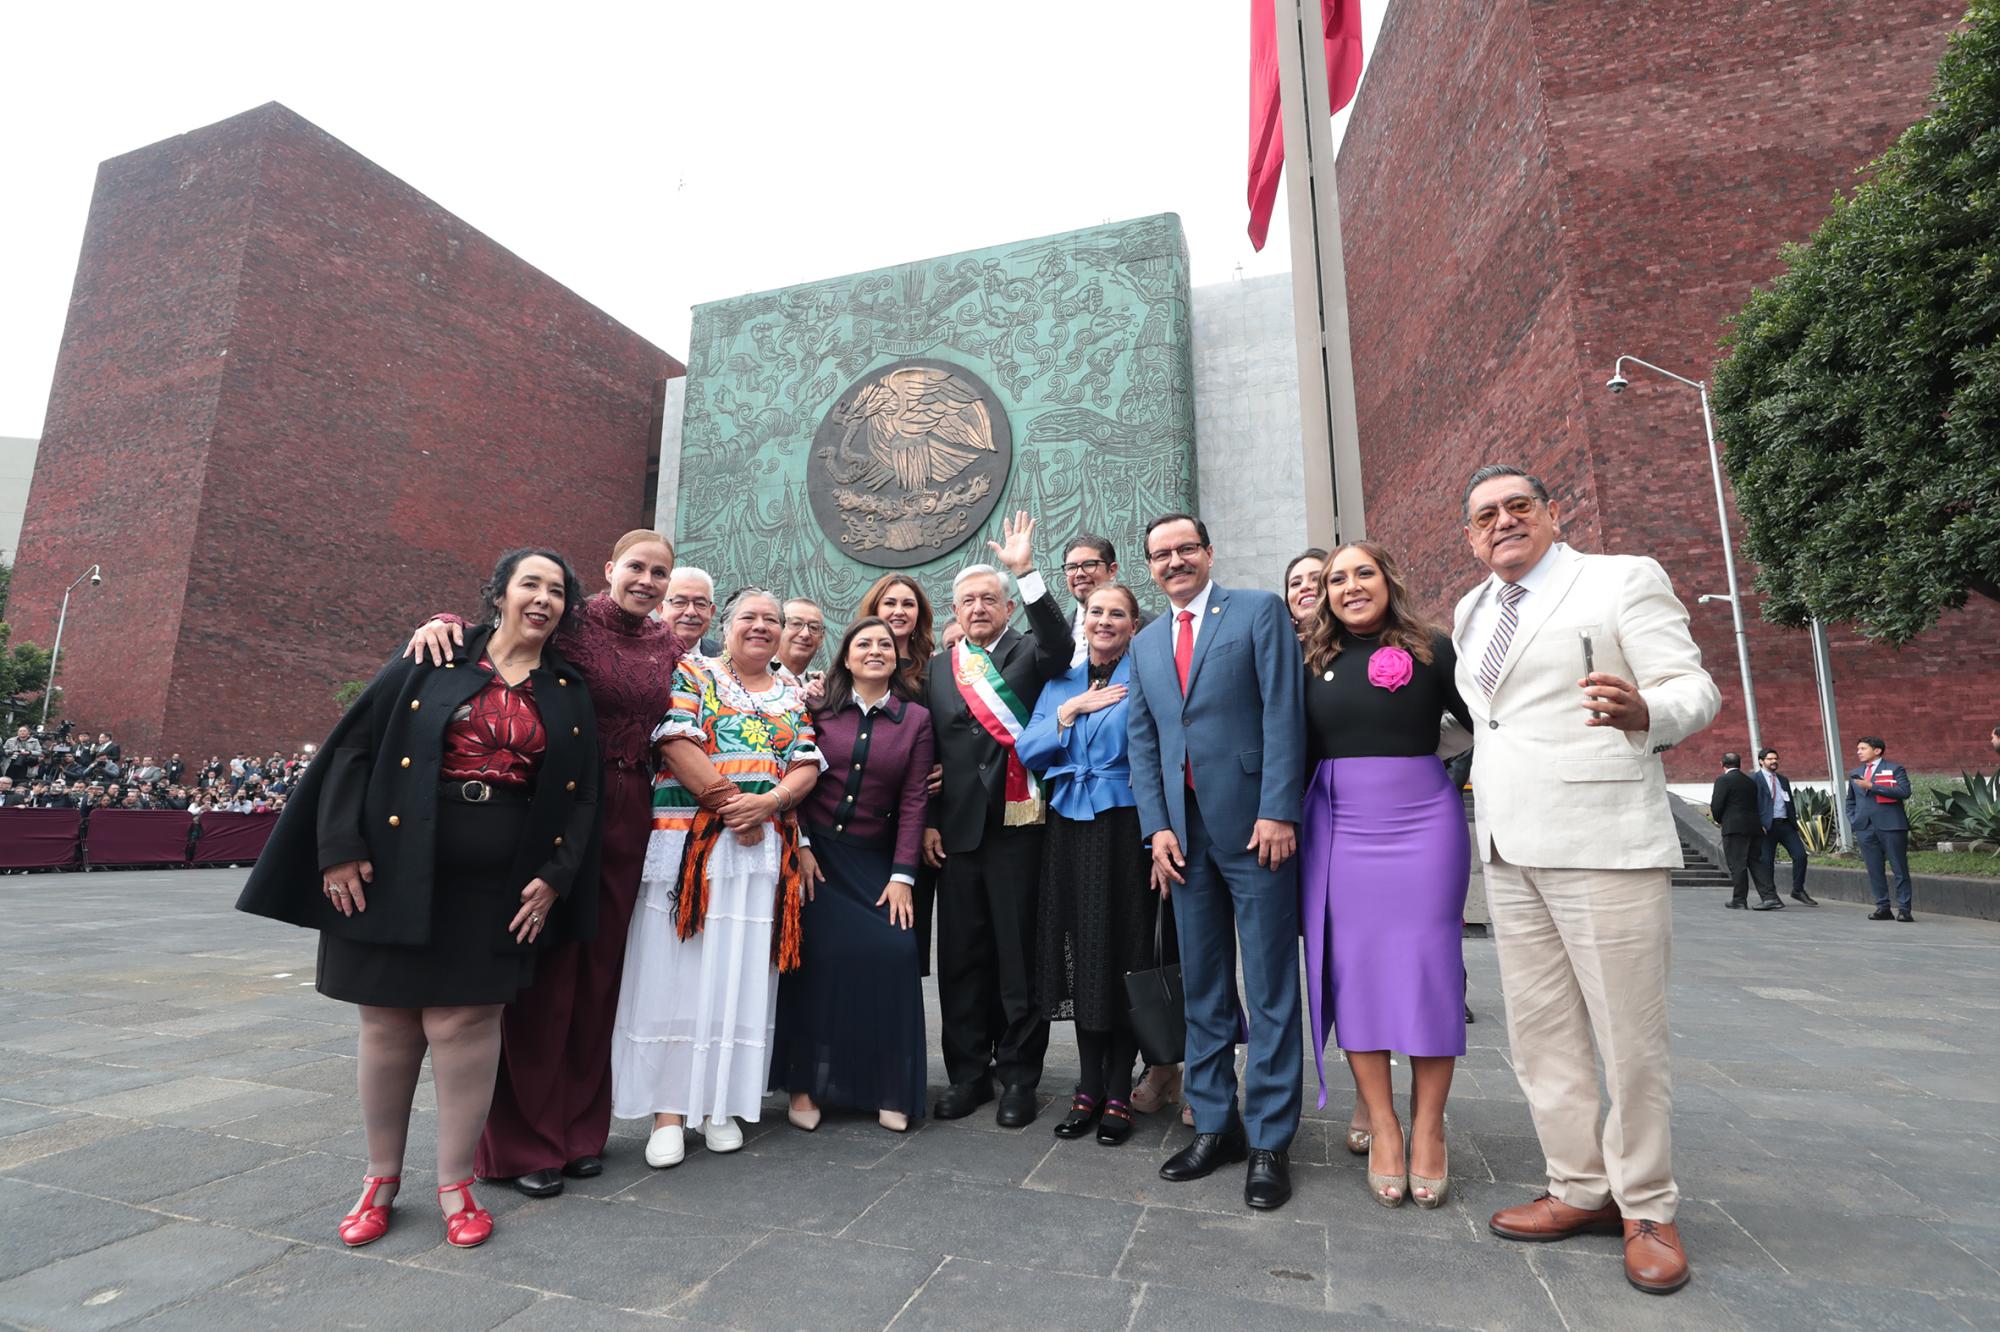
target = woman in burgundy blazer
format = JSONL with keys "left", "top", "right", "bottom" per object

{"left": 769, "top": 617, "right": 936, "bottom": 1131}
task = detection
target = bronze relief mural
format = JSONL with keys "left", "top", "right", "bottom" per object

{"left": 675, "top": 214, "right": 1197, "bottom": 627}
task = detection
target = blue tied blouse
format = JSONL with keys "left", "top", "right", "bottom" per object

{"left": 1016, "top": 654, "right": 1136, "bottom": 820}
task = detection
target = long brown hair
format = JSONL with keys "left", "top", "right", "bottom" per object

{"left": 858, "top": 573, "right": 935, "bottom": 696}
{"left": 1302, "top": 542, "right": 1443, "bottom": 674}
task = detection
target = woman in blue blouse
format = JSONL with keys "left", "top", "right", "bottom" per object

{"left": 1018, "top": 584, "right": 1163, "bottom": 1146}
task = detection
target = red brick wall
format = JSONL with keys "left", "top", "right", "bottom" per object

{"left": 11, "top": 103, "right": 682, "bottom": 759}
{"left": 1338, "top": 0, "right": 1991, "bottom": 779}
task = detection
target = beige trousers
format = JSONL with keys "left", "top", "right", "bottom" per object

{"left": 1483, "top": 854, "right": 1677, "bottom": 1222}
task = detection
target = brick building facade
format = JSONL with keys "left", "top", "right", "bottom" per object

{"left": 10, "top": 104, "right": 680, "bottom": 758}
{"left": 1336, "top": 0, "right": 1995, "bottom": 779}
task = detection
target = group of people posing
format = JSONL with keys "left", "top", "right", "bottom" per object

{"left": 238, "top": 460, "right": 1721, "bottom": 1298}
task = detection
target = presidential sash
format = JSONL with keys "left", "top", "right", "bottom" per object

{"left": 952, "top": 639, "right": 1045, "bottom": 827}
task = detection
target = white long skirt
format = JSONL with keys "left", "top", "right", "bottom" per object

{"left": 610, "top": 826, "right": 781, "bottom": 1123}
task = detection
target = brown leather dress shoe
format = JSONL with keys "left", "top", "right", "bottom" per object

{"left": 1623, "top": 1218, "right": 1691, "bottom": 1294}
{"left": 1489, "top": 1191, "right": 1623, "bottom": 1242}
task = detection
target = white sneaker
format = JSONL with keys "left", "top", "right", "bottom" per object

{"left": 702, "top": 1117, "right": 744, "bottom": 1153}
{"left": 643, "top": 1124, "right": 685, "bottom": 1168}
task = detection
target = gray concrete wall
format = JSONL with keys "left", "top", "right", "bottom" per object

{"left": 1190, "top": 274, "right": 1309, "bottom": 599}
{"left": 0, "top": 436, "right": 37, "bottom": 565}
{"left": 651, "top": 378, "right": 686, "bottom": 543}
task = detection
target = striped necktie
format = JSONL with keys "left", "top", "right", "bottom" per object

{"left": 1476, "top": 581, "right": 1528, "bottom": 696}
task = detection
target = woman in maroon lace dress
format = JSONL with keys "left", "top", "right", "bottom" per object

{"left": 408, "top": 529, "right": 683, "bottom": 1196}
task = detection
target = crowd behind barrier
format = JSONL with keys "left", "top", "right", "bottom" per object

{"left": 0, "top": 721, "right": 299, "bottom": 870}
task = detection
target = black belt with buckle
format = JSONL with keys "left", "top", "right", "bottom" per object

{"left": 438, "top": 780, "right": 529, "bottom": 804}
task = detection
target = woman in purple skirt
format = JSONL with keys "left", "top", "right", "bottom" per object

{"left": 1300, "top": 542, "right": 1472, "bottom": 1210}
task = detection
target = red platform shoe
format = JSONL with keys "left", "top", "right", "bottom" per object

{"left": 338, "top": 1175, "right": 399, "bottom": 1247}
{"left": 438, "top": 1177, "right": 494, "bottom": 1248}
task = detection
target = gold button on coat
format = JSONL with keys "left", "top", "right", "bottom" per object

{"left": 559, "top": 677, "right": 569, "bottom": 685}
{"left": 553, "top": 836, "right": 564, "bottom": 846}
{"left": 409, "top": 700, "right": 420, "bottom": 710}
{"left": 400, "top": 757, "right": 411, "bottom": 768}
{"left": 571, "top": 726, "right": 580, "bottom": 737}
{"left": 388, "top": 815, "right": 401, "bottom": 827}
{"left": 565, "top": 780, "right": 576, "bottom": 791}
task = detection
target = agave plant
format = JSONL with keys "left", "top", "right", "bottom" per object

{"left": 1931, "top": 771, "right": 2000, "bottom": 847}
{"left": 1791, "top": 786, "right": 1839, "bottom": 855}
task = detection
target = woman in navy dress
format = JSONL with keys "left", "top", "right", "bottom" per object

{"left": 771, "top": 617, "right": 937, "bottom": 1132}
{"left": 1299, "top": 543, "right": 1472, "bottom": 1209}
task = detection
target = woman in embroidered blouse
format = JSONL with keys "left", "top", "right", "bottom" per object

{"left": 1299, "top": 542, "right": 1473, "bottom": 1210}
{"left": 1017, "top": 584, "right": 1161, "bottom": 1146}
{"left": 770, "top": 617, "right": 936, "bottom": 1133}
{"left": 612, "top": 587, "right": 825, "bottom": 1168}
{"left": 404, "top": 530, "right": 684, "bottom": 1199}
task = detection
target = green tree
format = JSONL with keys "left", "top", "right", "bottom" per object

{"left": 1712, "top": 1, "right": 2000, "bottom": 645}
{"left": 333, "top": 680, "right": 368, "bottom": 710}
{"left": 0, "top": 620, "right": 54, "bottom": 718}
{"left": 0, "top": 556, "right": 11, "bottom": 621}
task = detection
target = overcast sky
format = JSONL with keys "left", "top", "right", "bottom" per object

{"left": 0, "top": 1, "right": 1383, "bottom": 439}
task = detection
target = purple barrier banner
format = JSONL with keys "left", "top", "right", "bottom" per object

{"left": 86, "top": 809, "right": 194, "bottom": 866}
{"left": 0, "top": 809, "right": 84, "bottom": 868}
{"left": 191, "top": 812, "right": 277, "bottom": 865}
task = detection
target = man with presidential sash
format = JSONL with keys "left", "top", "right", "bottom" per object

{"left": 924, "top": 512, "right": 1075, "bottom": 1126}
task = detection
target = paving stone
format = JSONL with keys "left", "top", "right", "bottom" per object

{"left": 1527, "top": 1247, "right": 1743, "bottom": 1330}
{"left": 408, "top": 1195, "right": 763, "bottom": 1311}
{"left": 0, "top": 1114, "right": 145, "bottom": 1171}
{"left": 845, "top": 1175, "right": 1141, "bottom": 1277}
{"left": 492, "top": 1294, "right": 693, "bottom": 1329}
{"left": 0, "top": 1221, "right": 289, "bottom": 1331}
{"left": 1696, "top": 1265, "right": 1971, "bottom": 1330}
{"left": 1324, "top": 1226, "right": 1559, "bottom": 1329}
{"left": 149, "top": 1151, "right": 361, "bottom": 1231}
{"left": 218, "top": 1090, "right": 373, "bottom": 1149}
{"left": 620, "top": 1151, "right": 903, "bottom": 1236}
{"left": 0, "top": 1178, "right": 166, "bottom": 1283}
{"left": 1718, "top": 1199, "right": 2000, "bottom": 1296}
{"left": 2, "top": 1124, "right": 289, "bottom": 1203}
{"left": 129, "top": 1244, "right": 538, "bottom": 1329}
{"left": 890, "top": 1256, "right": 1136, "bottom": 1331}
{"left": 1130, "top": 1283, "right": 1438, "bottom": 1329}
{"left": 877, "top": 1117, "right": 1063, "bottom": 1185}
{"left": 1117, "top": 1207, "right": 1327, "bottom": 1309}
{"left": 669, "top": 1231, "right": 939, "bottom": 1329}
{"left": 0, "top": 1061, "right": 182, "bottom": 1107}
{"left": 0, "top": 1101, "right": 74, "bottom": 1139}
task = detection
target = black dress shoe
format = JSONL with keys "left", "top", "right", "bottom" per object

{"left": 1245, "top": 1148, "right": 1292, "bottom": 1210}
{"left": 1096, "top": 1100, "right": 1135, "bottom": 1146}
{"left": 1898, "top": 909, "right": 1915, "bottom": 922}
{"left": 996, "top": 1084, "right": 1038, "bottom": 1128}
{"left": 1869, "top": 907, "right": 1895, "bottom": 921}
{"left": 933, "top": 1079, "right": 994, "bottom": 1120}
{"left": 514, "top": 1168, "right": 564, "bottom": 1198}
{"left": 1159, "top": 1126, "right": 1249, "bottom": 1181}
{"left": 1751, "top": 897, "right": 1784, "bottom": 911}
{"left": 1724, "top": 899, "right": 1745, "bottom": 909}
{"left": 1792, "top": 890, "right": 1819, "bottom": 906}
{"left": 1052, "top": 1093, "right": 1102, "bottom": 1139}
{"left": 562, "top": 1156, "right": 603, "bottom": 1179}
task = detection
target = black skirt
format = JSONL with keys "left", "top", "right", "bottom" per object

{"left": 1036, "top": 804, "right": 1171, "bottom": 1030}
{"left": 316, "top": 799, "right": 539, "bottom": 1008}
{"left": 770, "top": 832, "right": 927, "bottom": 1118}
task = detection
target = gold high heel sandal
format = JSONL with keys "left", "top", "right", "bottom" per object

{"left": 1410, "top": 1145, "right": 1449, "bottom": 1209}
{"left": 1366, "top": 1124, "right": 1406, "bottom": 1207}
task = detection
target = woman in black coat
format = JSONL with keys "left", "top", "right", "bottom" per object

{"left": 237, "top": 549, "right": 600, "bottom": 1251}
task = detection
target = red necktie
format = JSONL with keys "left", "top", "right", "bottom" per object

{"left": 1176, "top": 610, "right": 1195, "bottom": 789}
{"left": 1175, "top": 610, "right": 1195, "bottom": 694}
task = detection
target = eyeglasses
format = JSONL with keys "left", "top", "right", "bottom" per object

{"left": 1466, "top": 495, "right": 1542, "bottom": 532}
{"left": 1061, "top": 558, "right": 1109, "bottom": 576}
{"left": 784, "top": 617, "right": 826, "bottom": 636}
{"left": 665, "top": 596, "right": 713, "bottom": 612}
{"left": 1145, "top": 542, "right": 1207, "bottom": 566}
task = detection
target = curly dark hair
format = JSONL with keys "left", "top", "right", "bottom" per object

{"left": 1302, "top": 542, "right": 1444, "bottom": 675}
{"left": 478, "top": 548, "right": 585, "bottom": 634}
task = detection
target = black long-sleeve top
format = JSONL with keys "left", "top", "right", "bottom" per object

{"left": 1304, "top": 630, "right": 1471, "bottom": 762}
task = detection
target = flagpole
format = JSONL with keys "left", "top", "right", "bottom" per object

{"left": 1273, "top": 0, "right": 1366, "bottom": 546}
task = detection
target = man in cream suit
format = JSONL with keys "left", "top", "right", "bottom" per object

{"left": 1449, "top": 465, "right": 1719, "bottom": 1297}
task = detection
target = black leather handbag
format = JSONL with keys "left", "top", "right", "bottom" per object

{"left": 1123, "top": 908, "right": 1186, "bottom": 1068}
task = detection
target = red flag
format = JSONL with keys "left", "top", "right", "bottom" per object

{"left": 1249, "top": 0, "right": 1365, "bottom": 250}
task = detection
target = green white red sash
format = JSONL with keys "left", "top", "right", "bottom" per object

{"left": 952, "top": 639, "right": 1045, "bottom": 827}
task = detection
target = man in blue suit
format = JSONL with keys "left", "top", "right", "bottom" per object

{"left": 1845, "top": 735, "right": 1915, "bottom": 922}
{"left": 1125, "top": 513, "right": 1305, "bottom": 1211}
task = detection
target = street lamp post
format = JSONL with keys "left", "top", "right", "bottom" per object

{"left": 1608, "top": 355, "right": 1761, "bottom": 757}
{"left": 42, "top": 565, "right": 103, "bottom": 726}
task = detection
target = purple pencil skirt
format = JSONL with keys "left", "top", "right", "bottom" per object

{"left": 1300, "top": 755, "right": 1469, "bottom": 1104}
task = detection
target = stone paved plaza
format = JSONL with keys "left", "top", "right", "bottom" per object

{"left": 0, "top": 867, "right": 1995, "bottom": 1330}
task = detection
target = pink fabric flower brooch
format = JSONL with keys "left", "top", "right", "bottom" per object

{"left": 1366, "top": 645, "right": 1414, "bottom": 692}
